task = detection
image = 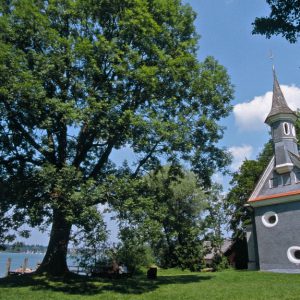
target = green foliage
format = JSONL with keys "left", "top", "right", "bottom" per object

{"left": 0, "top": 211, "right": 15, "bottom": 245}
{"left": 10, "top": 241, "right": 25, "bottom": 252}
{"left": 226, "top": 141, "right": 273, "bottom": 238}
{"left": 0, "top": 0, "right": 233, "bottom": 274}
{"left": 115, "top": 228, "right": 155, "bottom": 274}
{"left": 253, "top": 0, "right": 300, "bottom": 43}
{"left": 211, "top": 255, "right": 229, "bottom": 271}
{"left": 71, "top": 210, "right": 108, "bottom": 271}
{"left": 203, "top": 185, "right": 227, "bottom": 251}
{"left": 203, "top": 184, "right": 229, "bottom": 270}
{"left": 114, "top": 166, "right": 206, "bottom": 271}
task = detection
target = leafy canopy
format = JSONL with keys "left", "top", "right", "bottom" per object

{"left": 0, "top": 0, "right": 233, "bottom": 242}
{"left": 253, "top": 0, "right": 300, "bottom": 43}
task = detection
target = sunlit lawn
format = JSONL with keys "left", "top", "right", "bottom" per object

{"left": 1, "top": 268, "right": 300, "bottom": 300}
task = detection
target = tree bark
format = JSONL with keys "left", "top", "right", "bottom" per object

{"left": 36, "top": 210, "right": 72, "bottom": 276}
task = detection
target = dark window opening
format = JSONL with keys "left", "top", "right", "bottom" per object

{"left": 268, "top": 215, "right": 276, "bottom": 224}
{"left": 270, "top": 177, "right": 279, "bottom": 188}
{"left": 294, "top": 250, "right": 300, "bottom": 260}
{"left": 284, "top": 122, "right": 290, "bottom": 135}
{"left": 282, "top": 174, "right": 291, "bottom": 186}
{"left": 270, "top": 174, "right": 292, "bottom": 188}
{"left": 295, "top": 172, "right": 300, "bottom": 183}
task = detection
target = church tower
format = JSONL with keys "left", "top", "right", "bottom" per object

{"left": 247, "top": 70, "right": 300, "bottom": 273}
{"left": 265, "top": 69, "right": 298, "bottom": 174}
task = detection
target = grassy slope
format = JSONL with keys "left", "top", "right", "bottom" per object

{"left": 1, "top": 269, "right": 300, "bottom": 300}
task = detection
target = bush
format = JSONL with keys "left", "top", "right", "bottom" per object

{"left": 212, "top": 255, "right": 229, "bottom": 271}
{"left": 115, "top": 242, "right": 155, "bottom": 274}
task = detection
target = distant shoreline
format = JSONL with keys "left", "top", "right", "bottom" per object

{"left": 0, "top": 251, "right": 46, "bottom": 254}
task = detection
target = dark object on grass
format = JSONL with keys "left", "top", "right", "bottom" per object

{"left": 147, "top": 267, "right": 157, "bottom": 280}
{"left": 91, "top": 262, "right": 132, "bottom": 279}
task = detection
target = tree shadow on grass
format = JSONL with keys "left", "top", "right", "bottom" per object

{"left": 0, "top": 272, "right": 212, "bottom": 296}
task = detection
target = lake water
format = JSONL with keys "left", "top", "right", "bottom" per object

{"left": 0, "top": 252, "right": 77, "bottom": 278}
{"left": 0, "top": 252, "right": 45, "bottom": 278}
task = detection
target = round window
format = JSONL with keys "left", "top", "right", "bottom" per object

{"left": 262, "top": 211, "right": 278, "bottom": 228}
{"left": 287, "top": 246, "right": 300, "bottom": 264}
{"left": 295, "top": 250, "right": 300, "bottom": 260}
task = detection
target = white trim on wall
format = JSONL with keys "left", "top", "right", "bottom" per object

{"left": 261, "top": 211, "right": 278, "bottom": 228}
{"left": 287, "top": 246, "right": 300, "bottom": 264}
{"left": 248, "top": 156, "right": 275, "bottom": 201}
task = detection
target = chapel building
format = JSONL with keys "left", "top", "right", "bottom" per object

{"left": 247, "top": 69, "right": 300, "bottom": 272}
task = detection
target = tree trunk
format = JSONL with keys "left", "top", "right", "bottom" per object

{"left": 36, "top": 210, "right": 72, "bottom": 276}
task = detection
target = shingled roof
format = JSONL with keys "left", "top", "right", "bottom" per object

{"left": 265, "top": 68, "right": 296, "bottom": 124}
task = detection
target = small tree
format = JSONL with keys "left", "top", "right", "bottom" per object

{"left": 204, "top": 184, "right": 228, "bottom": 270}
{"left": 226, "top": 142, "right": 273, "bottom": 239}
{"left": 71, "top": 210, "right": 108, "bottom": 272}
{"left": 114, "top": 166, "right": 207, "bottom": 271}
{"left": 116, "top": 227, "right": 155, "bottom": 274}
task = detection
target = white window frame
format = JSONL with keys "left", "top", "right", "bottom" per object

{"left": 261, "top": 211, "right": 278, "bottom": 228}
{"left": 291, "top": 124, "right": 296, "bottom": 137}
{"left": 287, "top": 246, "right": 300, "bottom": 264}
{"left": 283, "top": 122, "right": 290, "bottom": 135}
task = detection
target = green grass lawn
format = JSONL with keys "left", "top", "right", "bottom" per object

{"left": 1, "top": 268, "right": 300, "bottom": 300}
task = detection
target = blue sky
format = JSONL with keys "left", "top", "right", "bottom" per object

{"left": 188, "top": 0, "right": 300, "bottom": 176}
{"left": 23, "top": 0, "right": 300, "bottom": 245}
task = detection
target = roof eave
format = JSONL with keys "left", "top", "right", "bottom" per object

{"left": 265, "top": 112, "right": 297, "bottom": 125}
{"left": 248, "top": 190, "right": 300, "bottom": 207}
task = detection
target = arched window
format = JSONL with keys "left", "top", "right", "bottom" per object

{"left": 283, "top": 122, "right": 290, "bottom": 135}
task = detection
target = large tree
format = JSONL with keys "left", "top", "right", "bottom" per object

{"left": 253, "top": 0, "right": 300, "bottom": 43}
{"left": 0, "top": 0, "right": 233, "bottom": 275}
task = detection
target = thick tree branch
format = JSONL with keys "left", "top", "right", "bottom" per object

{"left": 2, "top": 99, "right": 56, "bottom": 164}
{"left": 89, "top": 142, "right": 114, "bottom": 180}
{"left": 57, "top": 122, "right": 67, "bottom": 167}
{"left": 73, "top": 123, "right": 96, "bottom": 167}
{"left": 132, "top": 140, "right": 161, "bottom": 178}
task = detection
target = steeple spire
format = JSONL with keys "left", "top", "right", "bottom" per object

{"left": 265, "top": 68, "right": 296, "bottom": 125}
{"left": 264, "top": 68, "right": 298, "bottom": 174}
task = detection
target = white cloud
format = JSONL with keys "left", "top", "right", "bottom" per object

{"left": 234, "top": 85, "right": 300, "bottom": 131}
{"left": 229, "top": 145, "right": 253, "bottom": 171}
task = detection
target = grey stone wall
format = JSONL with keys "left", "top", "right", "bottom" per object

{"left": 255, "top": 201, "right": 300, "bottom": 271}
{"left": 246, "top": 224, "right": 258, "bottom": 270}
